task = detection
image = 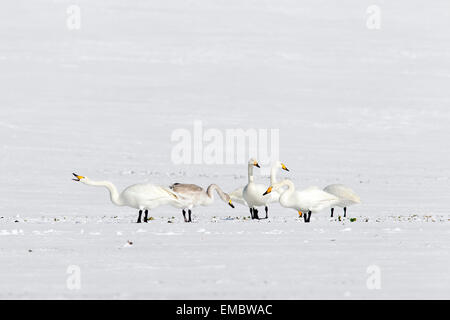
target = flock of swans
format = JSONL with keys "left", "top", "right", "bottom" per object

{"left": 72, "top": 158, "right": 361, "bottom": 223}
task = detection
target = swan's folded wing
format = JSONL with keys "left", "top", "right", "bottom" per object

{"left": 304, "top": 186, "right": 321, "bottom": 191}
{"left": 170, "top": 183, "right": 203, "bottom": 193}
{"left": 317, "top": 191, "right": 340, "bottom": 208}
{"left": 298, "top": 188, "right": 339, "bottom": 208}
{"left": 141, "top": 187, "right": 192, "bottom": 209}
{"left": 123, "top": 184, "right": 189, "bottom": 206}
{"left": 169, "top": 184, "right": 206, "bottom": 202}
{"left": 161, "top": 187, "right": 194, "bottom": 203}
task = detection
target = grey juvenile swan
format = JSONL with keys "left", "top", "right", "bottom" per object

{"left": 169, "top": 183, "right": 235, "bottom": 222}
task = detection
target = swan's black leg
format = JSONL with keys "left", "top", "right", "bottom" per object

{"left": 331, "top": 208, "right": 334, "bottom": 218}
{"left": 249, "top": 208, "right": 254, "bottom": 219}
{"left": 264, "top": 206, "right": 269, "bottom": 219}
{"left": 182, "top": 210, "right": 188, "bottom": 222}
{"left": 254, "top": 208, "right": 259, "bottom": 220}
{"left": 188, "top": 209, "right": 192, "bottom": 222}
{"left": 303, "top": 212, "right": 308, "bottom": 223}
{"left": 137, "top": 210, "right": 143, "bottom": 223}
{"left": 344, "top": 207, "right": 347, "bottom": 218}
{"left": 144, "top": 210, "right": 149, "bottom": 223}
{"left": 307, "top": 211, "right": 312, "bottom": 223}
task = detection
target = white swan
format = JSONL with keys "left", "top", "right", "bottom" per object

{"left": 72, "top": 173, "right": 182, "bottom": 223}
{"left": 169, "top": 183, "right": 235, "bottom": 222}
{"left": 229, "top": 160, "right": 290, "bottom": 208}
{"left": 263, "top": 179, "right": 340, "bottom": 223}
{"left": 242, "top": 159, "right": 289, "bottom": 219}
{"left": 323, "top": 184, "right": 361, "bottom": 217}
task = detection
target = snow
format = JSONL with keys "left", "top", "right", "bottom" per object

{"left": 0, "top": 215, "right": 448, "bottom": 299}
{"left": 0, "top": 0, "right": 449, "bottom": 299}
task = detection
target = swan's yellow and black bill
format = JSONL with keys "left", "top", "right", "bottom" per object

{"left": 72, "top": 173, "right": 85, "bottom": 181}
{"left": 228, "top": 200, "right": 235, "bottom": 208}
{"left": 298, "top": 211, "right": 303, "bottom": 217}
{"left": 263, "top": 186, "right": 272, "bottom": 196}
{"left": 253, "top": 160, "right": 260, "bottom": 168}
{"left": 281, "top": 163, "right": 289, "bottom": 171}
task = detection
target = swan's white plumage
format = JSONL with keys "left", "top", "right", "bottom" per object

{"left": 271, "top": 179, "right": 340, "bottom": 214}
{"left": 233, "top": 160, "right": 287, "bottom": 208}
{"left": 243, "top": 181, "right": 279, "bottom": 208}
{"left": 119, "top": 183, "right": 182, "bottom": 210}
{"left": 242, "top": 159, "right": 284, "bottom": 209}
{"left": 323, "top": 184, "right": 361, "bottom": 208}
{"left": 73, "top": 175, "right": 183, "bottom": 211}
{"left": 168, "top": 183, "right": 233, "bottom": 210}
{"left": 229, "top": 187, "right": 247, "bottom": 206}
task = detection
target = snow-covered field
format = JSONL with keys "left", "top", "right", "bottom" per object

{"left": 0, "top": 0, "right": 449, "bottom": 299}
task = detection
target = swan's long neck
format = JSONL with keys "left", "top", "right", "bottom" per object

{"left": 279, "top": 180, "right": 295, "bottom": 196}
{"left": 84, "top": 180, "right": 124, "bottom": 206}
{"left": 206, "top": 184, "right": 228, "bottom": 203}
{"left": 270, "top": 164, "right": 279, "bottom": 185}
{"left": 283, "top": 180, "right": 295, "bottom": 192}
{"left": 248, "top": 164, "right": 254, "bottom": 183}
{"left": 278, "top": 180, "right": 295, "bottom": 206}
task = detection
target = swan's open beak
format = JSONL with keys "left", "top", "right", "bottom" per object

{"left": 72, "top": 173, "right": 84, "bottom": 181}
{"left": 263, "top": 186, "right": 272, "bottom": 196}
{"left": 281, "top": 163, "right": 289, "bottom": 172}
{"left": 228, "top": 200, "right": 235, "bottom": 208}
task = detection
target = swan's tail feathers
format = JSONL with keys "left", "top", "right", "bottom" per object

{"left": 230, "top": 188, "right": 244, "bottom": 199}
{"left": 352, "top": 194, "right": 362, "bottom": 204}
{"left": 230, "top": 196, "right": 248, "bottom": 206}
{"left": 229, "top": 187, "right": 247, "bottom": 206}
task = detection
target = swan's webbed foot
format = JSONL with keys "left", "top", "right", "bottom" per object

{"left": 137, "top": 210, "right": 143, "bottom": 223}
{"left": 331, "top": 208, "right": 334, "bottom": 218}
{"left": 182, "top": 210, "right": 188, "bottom": 223}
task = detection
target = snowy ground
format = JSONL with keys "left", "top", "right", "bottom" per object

{"left": 0, "top": 214, "right": 449, "bottom": 299}
{"left": 0, "top": 0, "right": 449, "bottom": 299}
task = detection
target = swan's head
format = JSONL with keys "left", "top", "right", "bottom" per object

{"left": 72, "top": 173, "right": 87, "bottom": 183}
{"left": 275, "top": 161, "right": 290, "bottom": 172}
{"left": 223, "top": 193, "right": 235, "bottom": 208}
{"left": 263, "top": 181, "right": 284, "bottom": 195}
{"left": 248, "top": 158, "right": 260, "bottom": 168}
